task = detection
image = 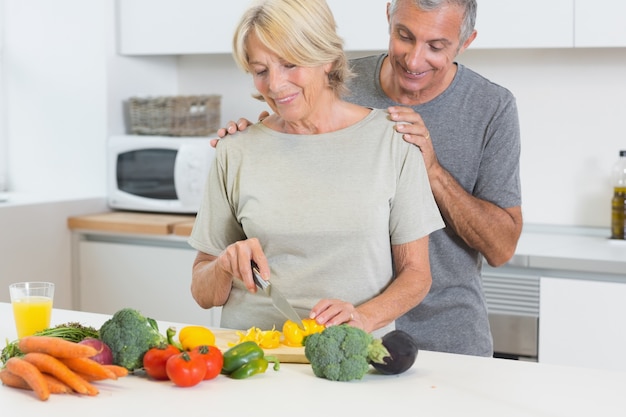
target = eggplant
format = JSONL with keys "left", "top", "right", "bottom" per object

{"left": 371, "top": 330, "right": 419, "bottom": 375}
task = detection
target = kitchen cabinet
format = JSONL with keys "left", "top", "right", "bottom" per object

{"left": 575, "top": 0, "right": 626, "bottom": 47}
{"left": 472, "top": 0, "right": 574, "bottom": 49}
{"left": 118, "top": 0, "right": 389, "bottom": 55}
{"left": 482, "top": 225, "right": 626, "bottom": 368}
{"left": 75, "top": 238, "right": 221, "bottom": 327}
{"left": 68, "top": 212, "right": 222, "bottom": 327}
{"left": 326, "top": 0, "right": 388, "bottom": 51}
{"left": 539, "top": 276, "right": 626, "bottom": 371}
{"left": 118, "top": 0, "right": 251, "bottom": 55}
{"left": 118, "top": 0, "right": 626, "bottom": 54}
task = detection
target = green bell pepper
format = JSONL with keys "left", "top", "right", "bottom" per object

{"left": 222, "top": 341, "right": 280, "bottom": 379}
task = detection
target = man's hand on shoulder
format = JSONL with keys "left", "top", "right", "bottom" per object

{"left": 211, "top": 111, "right": 270, "bottom": 148}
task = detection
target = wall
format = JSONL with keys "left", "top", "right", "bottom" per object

{"left": 0, "top": 197, "right": 108, "bottom": 309}
{"left": 177, "top": 48, "right": 626, "bottom": 229}
{"left": 457, "top": 48, "right": 626, "bottom": 228}
{"left": 3, "top": 2, "right": 625, "bottom": 230}
{"left": 0, "top": 0, "right": 178, "bottom": 310}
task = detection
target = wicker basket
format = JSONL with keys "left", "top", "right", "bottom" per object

{"left": 128, "top": 95, "right": 221, "bottom": 136}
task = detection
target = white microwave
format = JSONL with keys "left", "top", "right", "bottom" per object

{"left": 107, "top": 135, "right": 215, "bottom": 214}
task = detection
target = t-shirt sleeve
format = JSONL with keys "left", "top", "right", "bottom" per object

{"left": 188, "top": 144, "right": 246, "bottom": 255}
{"left": 389, "top": 137, "right": 445, "bottom": 245}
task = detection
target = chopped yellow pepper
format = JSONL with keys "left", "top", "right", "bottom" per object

{"left": 282, "top": 319, "right": 325, "bottom": 347}
{"left": 178, "top": 325, "right": 216, "bottom": 350}
{"left": 232, "top": 326, "right": 281, "bottom": 349}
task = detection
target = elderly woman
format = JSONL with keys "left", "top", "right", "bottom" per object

{"left": 189, "top": 0, "right": 444, "bottom": 336}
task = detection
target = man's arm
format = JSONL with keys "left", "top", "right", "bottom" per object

{"left": 390, "top": 106, "right": 522, "bottom": 267}
{"left": 428, "top": 165, "right": 522, "bottom": 266}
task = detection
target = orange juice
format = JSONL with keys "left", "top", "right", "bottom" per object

{"left": 12, "top": 296, "right": 53, "bottom": 338}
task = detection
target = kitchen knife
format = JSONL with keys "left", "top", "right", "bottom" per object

{"left": 251, "top": 261, "right": 305, "bottom": 330}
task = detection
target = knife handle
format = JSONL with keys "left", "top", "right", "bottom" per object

{"left": 251, "top": 261, "right": 269, "bottom": 291}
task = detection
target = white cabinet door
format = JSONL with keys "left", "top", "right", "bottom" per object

{"left": 119, "top": 0, "right": 390, "bottom": 55}
{"left": 77, "top": 240, "right": 221, "bottom": 327}
{"left": 471, "top": 0, "right": 574, "bottom": 49}
{"left": 539, "top": 276, "right": 626, "bottom": 371}
{"left": 327, "top": 0, "right": 389, "bottom": 52}
{"left": 118, "top": 0, "right": 250, "bottom": 55}
{"left": 575, "top": 0, "right": 626, "bottom": 47}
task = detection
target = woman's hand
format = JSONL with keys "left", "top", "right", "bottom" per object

{"left": 216, "top": 238, "right": 269, "bottom": 292}
{"left": 309, "top": 299, "right": 362, "bottom": 329}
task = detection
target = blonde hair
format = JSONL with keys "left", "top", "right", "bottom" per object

{"left": 232, "top": 0, "right": 352, "bottom": 98}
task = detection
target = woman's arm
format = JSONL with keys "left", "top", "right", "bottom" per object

{"left": 190, "top": 238, "right": 270, "bottom": 308}
{"left": 309, "top": 236, "right": 432, "bottom": 333}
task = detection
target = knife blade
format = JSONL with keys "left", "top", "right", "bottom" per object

{"left": 251, "top": 261, "right": 305, "bottom": 330}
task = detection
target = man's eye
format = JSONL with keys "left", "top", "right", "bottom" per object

{"left": 397, "top": 30, "right": 412, "bottom": 41}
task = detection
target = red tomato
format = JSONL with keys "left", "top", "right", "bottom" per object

{"left": 166, "top": 351, "right": 207, "bottom": 387}
{"left": 192, "top": 345, "right": 224, "bottom": 380}
{"left": 143, "top": 344, "right": 180, "bottom": 380}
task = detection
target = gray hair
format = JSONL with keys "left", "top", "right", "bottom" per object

{"left": 388, "top": 0, "right": 477, "bottom": 45}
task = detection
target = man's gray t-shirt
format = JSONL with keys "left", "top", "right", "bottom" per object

{"left": 346, "top": 54, "right": 521, "bottom": 356}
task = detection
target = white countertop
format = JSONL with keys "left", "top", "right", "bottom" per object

{"left": 1, "top": 303, "right": 625, "bottom": 416}
{"left": 506, "top": 224, "right": 626, "bottom": 276}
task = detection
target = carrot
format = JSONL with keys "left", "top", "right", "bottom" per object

{"left": 23, "top": 352, "right": 99, "bottom": 396}
{"left": 41, "top": 374, "right": 73, "bottom": 394}
{"left": 74, "top": 364, "right": 129, "bottom": 381}
{"left": 60, "top": 357, "right": 117, "bottom": 381}
{"left": 104, "top": 364, "right": 129, "bottom": 378}
{"left": 0, "top": 368, "right": 31, "bottom": 390}
{"left": 72, "top": 371, "right": 106, "bottom": 382}
{"left": 18, "top": 335, "right": 98, "bottom": 358}
{"left": 4, "top": 357, "right": 50, "bottom": 401}
{"left": 1, "top": 368, "right": 73, "bottom": 395}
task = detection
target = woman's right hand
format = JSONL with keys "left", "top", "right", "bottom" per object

{"left": 216, "top": 237, "right": 269, "bottom": 292}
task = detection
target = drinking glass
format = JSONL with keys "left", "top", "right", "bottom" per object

{"left": 9, "top": 282, "right": 55, "bottom": 338}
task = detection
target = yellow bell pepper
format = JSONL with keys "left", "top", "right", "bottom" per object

{"left": 232, "top": 326, "right": 281, "bottom": 349}
{"left": 282, "top": 319, "right": 325, "bottom": 347}
{"left": 178, "top": 325, "right": 216, "bottom": 350}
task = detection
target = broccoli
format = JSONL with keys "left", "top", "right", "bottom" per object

{"left": 304, "top": 324, "right": 389, "bottom": 381}
{"left": 98, "top": 308, "right": 168, "bottom": 372}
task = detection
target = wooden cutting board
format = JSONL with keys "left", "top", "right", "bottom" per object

{"left": 212, "top": 329, "right": 308, "bottom": 363}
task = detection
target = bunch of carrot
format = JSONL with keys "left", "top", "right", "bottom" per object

{"left": 0, "top": 335, "right": 128, "bottom": 401}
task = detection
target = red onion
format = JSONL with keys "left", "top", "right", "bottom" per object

{"left": 79, "top": 338, "right": 113, "bottom": 365}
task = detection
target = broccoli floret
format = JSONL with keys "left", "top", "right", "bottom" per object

{"left": 304, "top": 324, "right": 389, "bottom": 381}
{"left": 98, "top": 308, "right": 167, "bottom": 372}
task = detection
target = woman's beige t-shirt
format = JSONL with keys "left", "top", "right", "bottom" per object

{"left": 189, "top": 108, "right": 444, "bottom": 336}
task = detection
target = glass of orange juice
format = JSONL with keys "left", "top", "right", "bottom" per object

{"left": 9, "top": 282, "right": 55, "bottom": 338}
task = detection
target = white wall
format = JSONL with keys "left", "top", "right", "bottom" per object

{"left": 457, "top": 48, "right": 626, "bottom": 228}
{"left": 3, "top": 0, "right": 108, "bottom": 198}
{"left": 177, "top": 48, "right": 626, "bottom": 229}
{"left": 2, "top": 2, "right": 625, "bottom": 242}
{"left": 0, "top": 197, "right": 108, "bottom": 309}
{"left": 0, "top": 0, "right": 179, "bottom": 310}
